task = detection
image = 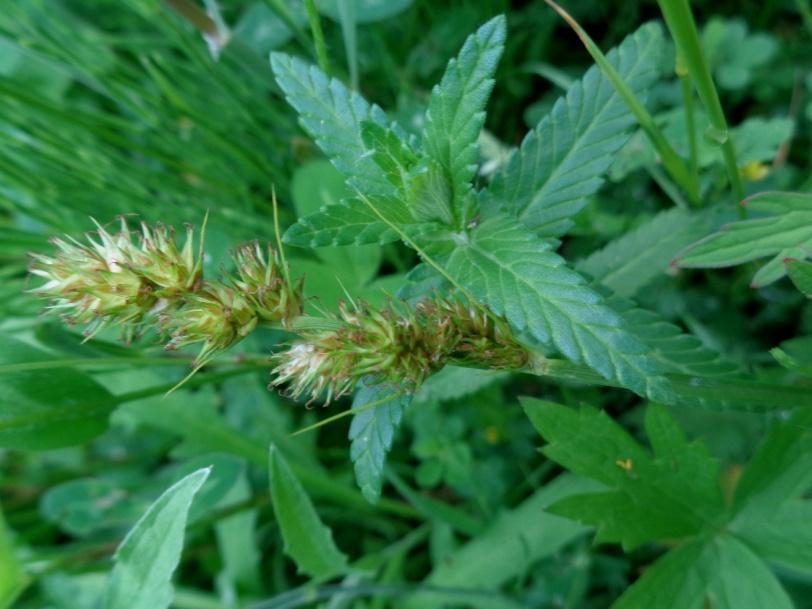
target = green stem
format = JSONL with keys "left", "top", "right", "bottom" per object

{"left": 260, "top": 0, "right": 313, "bottom": 57}
{"left": 545, "top": 0, "right": 699, "bottom": 205}
{"left": 305, "top": 0, "right": 331, "bottom": 75}
{"left": 678, "top": 56, "right": 700, "bottom": 194}
{"left": 656, "top": 0, "right": 745, "bottom": 207}
{"left": 112, "top": 366, "right": 262, "bottom": 405}
{"left": 530, "top": 356, "right": 812, "bottom": 413}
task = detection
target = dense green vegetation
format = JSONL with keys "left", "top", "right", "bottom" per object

{"left": 2, "top": 1, "right": 812, "bottom": 607}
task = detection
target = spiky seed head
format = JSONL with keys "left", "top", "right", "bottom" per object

{"left": 269, "top": 296, "right": 528, "bottom": 405}
{"left": 29, "top": 218, "right": 203, "bottom": 340}
{"left": 228, "top": 241, "right": 303, "bottom": 327}
{"left": 163, "top": 281, "right": 258, "bottom": 367}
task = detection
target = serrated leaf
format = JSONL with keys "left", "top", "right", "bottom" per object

{"left": 270, "top": 52, "right": 397, "bottom": 197}
{"left": 283, "top": 196, "right": 437, "bottom": 247}
{"left": 522, "top": 400, "right": 724, "bottom": 549}
{"left": 578, "top": 206, "right": 726, "bottom": 298}
{"left": 359, "top": 120, "right": 419, "bottom": 195}
{"left": 440, "top": 214, "right": 670, "bottom": 399}
{"left": 611, "top": 297, "right": 741, "bottom": 378}
{"left": 102, "top": 469, "right": 210, "bottom": 609}
{"left": 612, "top": 536, "right": 793, "bottom": 609}
{"left": 414, "top": 365, "right": 507, "bottom": 404}
{"left": 482, "top": 22, "right": 665, "bottom": 237}
{"left": 423, "top": 15, "right": 506, "bottom": 222}
{"left": 348, "top": 384, "right": 410, "bottom": 504}
{"left": 676, "top": 191, "right": 812, "bottom": 286}
{"left": 405, "top": 158, "right": 455, "bottom": 225}
{"left": 268, "top": 446, "right": 349, "bottom": 580}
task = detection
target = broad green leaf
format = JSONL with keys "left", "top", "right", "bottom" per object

{"left": 523, "top": 400, "right": 724, "bottom": 549}
{"left": 268, "top": 446, "right": 349, "bottom": 579}
{"left": 40, "top": 478, "right": 141, "bottom": 537}
{"left": 441, "top": 214, "right": 671, "bottom": 399}
{"left": 348, "top": 384, "right": 410, "bottom": 504}
{"left": 102, "top": 468, "right": 210, "bottom": 609}
{"left": 482, "top": 22, "right": 665, "bottom": 236}
{"left": 676, "top": 191, "right": 812, "bottom": 286}
{"left": 731, "top": 407, "right": 812, "bottom": 515}
{"left": 405, "top": 159, "right": 455, "bottom": 225}
{"left": 786, "top": 258, "right": 812, "bottom": 296}
{"left": 612, "top": 535, "right": 793, "bottom": 609}
{"left": 578, "top": 206, "right": 726, "bottom": 298}
{"left": 0, "top": 506, "right": 28, "bottom": 609}
{"left": 270, "top": 52, "right": 395, "bottom": 197}
{"left": 422, "top": 15, "right": 506, "bottom": 223}
{"left": 0, "top": 334, "right": 114, "bottom": 449}
{"left": 402, "top": 474, "right": 600, "bottom": 609}
{"left": 734, "top": 500, "right": 812, "bottom": 574}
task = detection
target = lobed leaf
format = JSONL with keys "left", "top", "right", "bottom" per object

{"left": 522, "top": 400, "right": 724, "bottom": 549}
{"left": 482, "top": 22, "right": 666, "bottom": 237}
{"left": 612, "top": 536, "right": 793, "bottom": 609}
{"left": 422, "top": 15, "right": 506, "bottom": 224}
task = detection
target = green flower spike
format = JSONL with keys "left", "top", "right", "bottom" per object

{"left": 29, "top": 218, "right": 202, "bottom": 341}
{"left": 270, "top": 296, "right": 528, "bottom": 405}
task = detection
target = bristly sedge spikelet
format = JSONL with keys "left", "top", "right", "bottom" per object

{"left": 29, "top": 216, "right": 304, "bottom": 372}
{"left": 28, "top": 217, "right": 203, "bottom": 343}
{"left": 269, "top": 295, "right": 529, "bottom": 405}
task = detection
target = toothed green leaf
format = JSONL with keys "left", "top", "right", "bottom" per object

{"left": 423, "top": 15, "right": 506, "bottom": 223}
{"left": 440, "top": 214, "right": 671, "bottom": 400}
{"left": 348, "top": 384, "right": 410, "bottom": 504}
{"left": 271, "top": 52, "right": 397, "bottom": 198}
{"left": 482, "top": 22, "right": 666, "bottom": 237}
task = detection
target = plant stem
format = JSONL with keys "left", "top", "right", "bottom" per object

{"left": 545, "top": 0, "right": 699, "bottom": 205}
{"left": 305, "top": 0, "right": 331, "bottom": 75}
{"left": 529, "top": 356, "right": 812, "bottom": 413}
{"left": 677, "top": 55, "right": 700, "bottom": 192}
{"left": 656, "top": 0, "right": 745, "bottom": 208}
{"left": 260, "top": 0, "right": 313, "bottom": 57}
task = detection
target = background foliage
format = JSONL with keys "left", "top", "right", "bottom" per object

{"left": 1, "top": 0, "right": 811, "bottom": 608}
